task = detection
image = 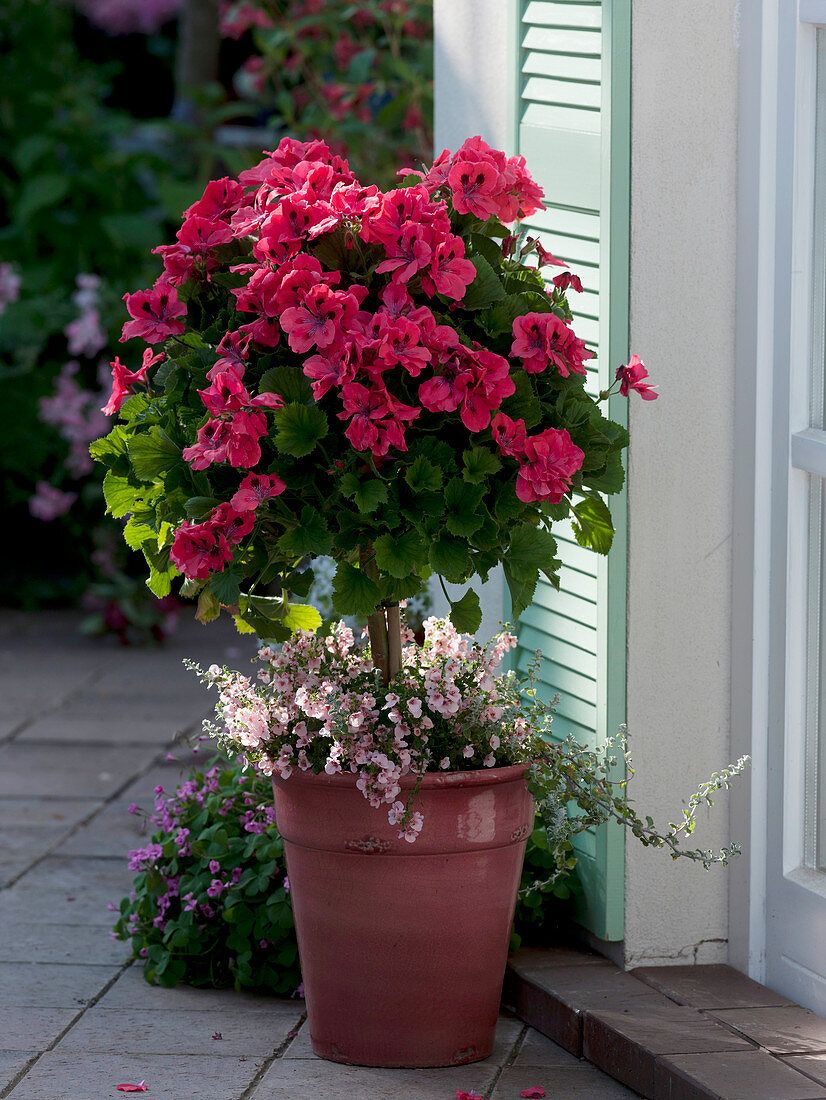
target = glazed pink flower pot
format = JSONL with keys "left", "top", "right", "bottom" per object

{"left": 272, "top": 763, "right": 533, "bottom": 1068}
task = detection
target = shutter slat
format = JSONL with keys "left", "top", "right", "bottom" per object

{"left": 523, "top": 51, "right": 601, "bottom": 84}
{"left": 522, "top": 76, "right": 601, "bottom": 110}
{"left": 519, "top": 601, "right": 598, "bottom": 654}
{"left": 524, "top": 207, "right": 600, "bottom": 241}
{"left": 522, "top": 101, "right": 601, "bottom": 136}
{"left": 522, "top": 26, "right": 601, "bottom": 57}
{"left": 531, "top": 585, "right": 599, "bottom": 628}
{"left": 524, "top": 0, "right": 603, "bottom": 28}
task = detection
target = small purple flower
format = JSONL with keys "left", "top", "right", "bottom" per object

{"left": 206, "top": 878, "right": 224, "bottom": 898}
{"left": 153, "top": 785, "right": 164, "bottom": 795}
{"left": 139, "top": 947, "right": 149, "bottom": 957}
{"left": 107, "top": 901, "right": 118, "bottom": 912}
{"left": 209, "top": 859, "right": 221, "bottom": 874}
{"left": 127, "top": 803, "right": 140, "bottom": 814}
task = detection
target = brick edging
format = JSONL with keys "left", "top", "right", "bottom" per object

{"left": 504, "top": 949, "right": 826, "bottom": 1098}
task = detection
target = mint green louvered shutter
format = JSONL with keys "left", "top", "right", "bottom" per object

{"left": 507, "top": 0, "right": 630, "bottom": 942}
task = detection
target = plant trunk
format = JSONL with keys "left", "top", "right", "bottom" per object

{"left": 361, "top": 548, "right": 403, "bottom": 685}
{"left": 172, "top": 0, "right": 221, "bottom": 125}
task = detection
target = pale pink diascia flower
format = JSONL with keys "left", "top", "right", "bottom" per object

{"left": 29, "top": 481, "right": 77, "bottom": 521}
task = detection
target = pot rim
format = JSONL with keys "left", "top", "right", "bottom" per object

{"left": 274, "top": 761, "right": 530, "bottom": 791}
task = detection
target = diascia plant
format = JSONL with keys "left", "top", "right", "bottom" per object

{"left": 91, "top": 134, "right": 652, "bottom": 670}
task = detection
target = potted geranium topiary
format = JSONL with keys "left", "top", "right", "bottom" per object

{"left": 92, "top": 135, "right": 742, "bottom": 1068}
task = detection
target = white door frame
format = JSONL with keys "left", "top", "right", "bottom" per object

{"left": 731, "top": 0, "right": 826, "bottom": 1002}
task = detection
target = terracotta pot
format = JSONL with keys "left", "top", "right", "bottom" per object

{"left": 272, "top": 763, "right": 533, "bottom": 1068}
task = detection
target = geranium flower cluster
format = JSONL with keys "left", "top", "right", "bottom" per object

{"left": 193, "top": 617, "right": 531, "bottom": 843}
{"left": 95, "top": 132, "right": 648, "bottom": 634}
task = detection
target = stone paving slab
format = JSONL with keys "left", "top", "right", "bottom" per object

{"left": 655, "top": 1049, "right": 826, "bottom": 1099}
{"left": 56, "top": 1004, "right": 304, "bottom": 1057}
{"left": 54, "top": 799, "right": 154, "bottom": 858}
{"left": 0, "top": 962, "right": 121, "bottom": 1009}
{"left": 16, "top": 714, "right": 180, "bottom": 745}
{"left": 0, "top": 743, "right": 157, "bottom": 799}
{"left": 96, "top": 964, "right": 298, "bottom": 1012}
{"left": 709, "top": 1005, "right": 826, "bottom": 1054}
{"left": 511, "top": 1028, "right": 580, "bottom": 1067}
{"left": 0, "top": 1054, "right": 37, "bottom": 1094}
{"left": 283, "top": 1011, "right": 523, "bottom": 1065}
{"left": 0, "top": 920, "right": 131, "bottom": 966}
{"left": 250, "top": 1056, "right": 500, "bottom": 1099}
{"left": 0, "top": 798, "right": 101, "bottom": 829}
{"left": 785, "top": 1054, "right": 826, "bottom": 1086}
{"left": 493, "top": 1064, "right": 638, "bottom": 1097}
{"left": 5, "top": 1051, "right": 267, "bottom": 1100}
{"left": 0, "top": 857, "right": 132, "bottom": 926}
{"left": 633, "top": 964, "right": 795, "bottom": 1010}
{"left": 0, "top": 1007, "right": 79, "bottom": 1052}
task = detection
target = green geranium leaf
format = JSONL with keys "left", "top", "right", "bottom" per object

{"left": 503, "top": 561, "right": 538, "bottom": 622}
{"left": 374, "top": 530, "right": 426, "bottom": 579}
{"left": 102, "top": 471, "right": 137, "bottom": 519}
{"left": 404, "top": 454, "right": 443, "bottom": 494}
{"left": 571, "top": 495, "right": 615, "bottom": 554}
{"left": 209, "top": 570, "right": 241, "bottom": 607}
{"left": 340, "top": 473, "right": 388, "bottom": 514}
{"left": 127, "top": 427, "right": 181, "bottom": 482}
{"left": 272, "top": 403, "right": 328, "bottom": 457}
{"left": 430, "top": 536, "right": 472, "bottom": 583}
{"left": 448, "top": 587, "right": 482, "bottom": 633}
{"left": 123, "top": 515, "right": 156, "bottom": 550}
{"left": 462, "top": 446, "right": 502, "bottom": 485}
{"left": 276, "top": 507, "right": 332, "bottom": 558}
{"left": 501, "top": 371, "right": 542, "bottom": 429}
{"left": 146, "top": 565, "right": 176, "bottom": 599}
{"left": 444, "top": 479, "right": 485, "bottom": 537}
{"left": 90, "top": 426, "right": 130, "bottom": 476}
{"left": 584, "top": 450, "right": 626, "bottom": 496}
{"left": 507, "top": 523, "right": 559, "bottom": 580}
{"left": 332, "top": 561, "right": 382, "bottom": 618}
{"left": 461, "top": 255, "right": 506, "bottom": 310}
{"left": 185, "top": 496, "right": 219, "bottom": 520}
{"left": 477, "top": 293, "right": 531, "bottom": 337}
{"left": 259, "top": 365, "right": 313, "bottom": 405}
{"left": 283, "top": 602, "right": 322, "bottom": 634}
{"left": 196, "top": 587, "right": 220, "bottom": 624}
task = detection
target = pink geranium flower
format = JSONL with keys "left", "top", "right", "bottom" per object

{"left": 425, "top": 238, "right": 477, "bottom": 300}
{"left": 101, "top": 349, "right": 165, "bottom": 416}
{"left": 231, "top": 472, "right": 287, "bottom": 512}
{"left": 491, "top": 412, "right": 527, "bottom": 458}
{"left": 515, "top": 428, "right": 584, "bottom": 503}
{"left": 616, "top": 354, "right": 658, "bottom": 400}
{"left": 511, "top": 312, "right": 593, "bottom": 377}
{"left": 120, "top": 281, "right": 187, "bottom": 344}
{"left": 170, "top": 521, "right": 232, "bottom": 580}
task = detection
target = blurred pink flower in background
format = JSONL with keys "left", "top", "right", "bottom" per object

{"left": 29, "top": 481, "right": 77, "bottom": 521}
{"left": 78, "top": 0, "right": 181, "bottom": 35}
{"left": 0, "top": 263, "right": 21, "bottom": 317}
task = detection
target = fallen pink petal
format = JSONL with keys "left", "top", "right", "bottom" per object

{"left": 521, "top": 1088, "right": 546, "bottom": 1098}
{"left": 212, "top": 1032, "right": 222, "bottom": 1040}
{"left": 456, "top": 1091, "right": 484, "bottom": 1100}
{"left": 115, "top": 1083, "right": 147, "bottom": 1093}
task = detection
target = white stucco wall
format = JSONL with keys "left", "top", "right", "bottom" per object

{"left": 624, "top": 0, "right": 740, "bottom": 966}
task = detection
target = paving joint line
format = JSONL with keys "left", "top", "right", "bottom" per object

{"left": 0, "top": 721, "right": 209, "bottom": 894}
{"left": 483, "top": 1021, "right": 528, "bottom": 1100}
{"left": 3, "top": 654, "right": 122, "bottom": 747}
{"left": 0, "top": 959, "right": 135, "bottom": 1099}
{"left": 241, "top": 1010, "right": 308, "bottom": 1099}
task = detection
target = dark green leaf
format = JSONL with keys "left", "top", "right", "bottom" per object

{"left": 448, "top": 588, "right": 482, "bottom": 633}
{"left": 503, "top": 562, "right": 538, "bottom": 622}
{"left": 404, "top": 454, "right": 443, "bottom": 494}
{"left": 374, "top": 530, "right": 426, "bottom": 579}
{"left": 462, "top": 445, "right": 502, "bottom": 485}
{"left": 429, "top": 536, "right": 472, "bottom": 583}
{"left": 102, "top": 471, "right": 137, "bottom": 519}
{"left": 507, "top": 523, "right": 558, "bottom": 581}
{"left": 461, "top": 254, "right": 506, "bottom": 310}
{"left": 209, "top": 571, "right": 241, "bottom": 607}
{"left": 127, "top": 428, "right": 181, "bottom": 482}
{"left": 258, "top": 365, "right": 312, "bottom": 405}
{"left": 276, "top": 506, "right": 332, "bottom": 558}
{"left": 571, "top": 495, "right": 615, "bottom": 554}
{"left": 444, "top": 479, "right": 485, "bottom": 537}
{"left": 272, "top": 403, "right": 328, "bottom": 457}
{"left": 332, "top": 562, "right": 381, "bottom": 618}
{"left": 340, "top": 473, "right": 388, "bottom": 514}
